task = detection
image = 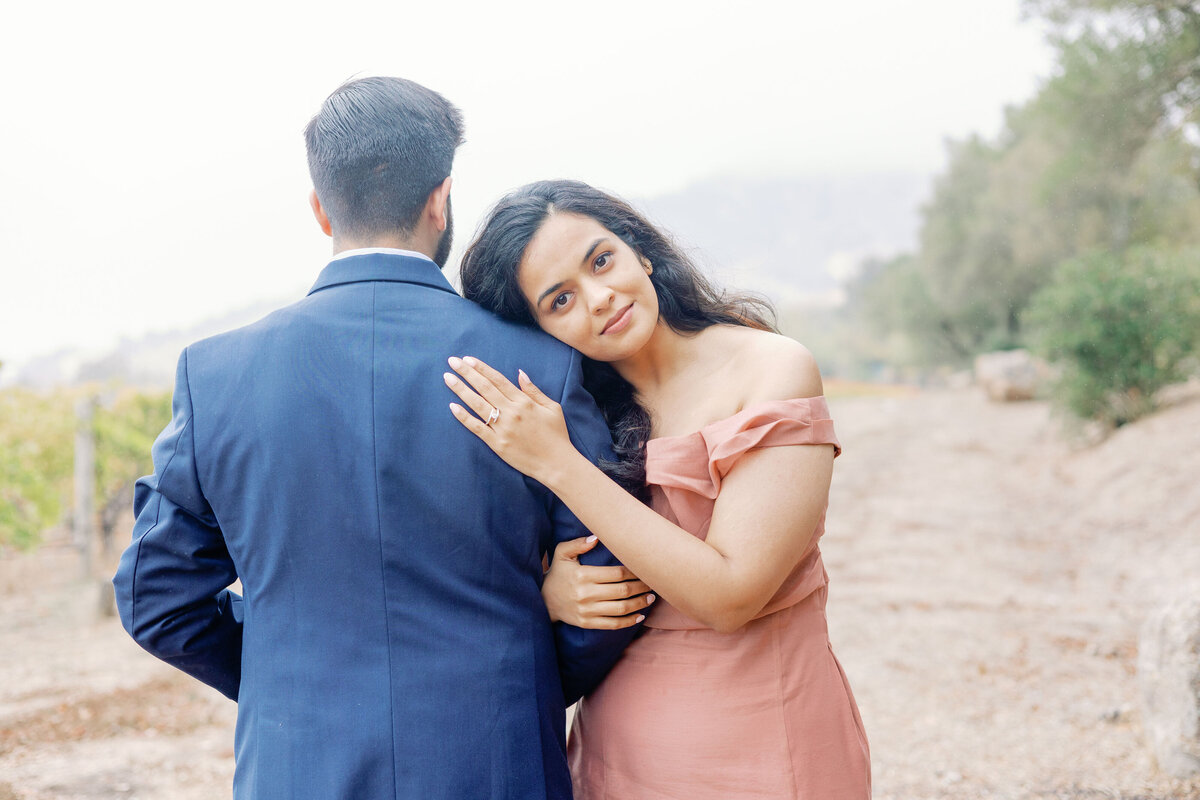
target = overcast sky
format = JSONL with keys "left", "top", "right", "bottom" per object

{"left": 0, "top": 0, "right": 1054, "bottom": 371}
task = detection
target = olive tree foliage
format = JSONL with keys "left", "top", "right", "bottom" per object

{"left": 1023, "top": 0, "right": 1200, "bottom": 127}
{"left": 850, "top": 0, "right": 1200, "bottom": 393}
{"left": 1020, "top": 0, "right": 1200, "bottom": 245}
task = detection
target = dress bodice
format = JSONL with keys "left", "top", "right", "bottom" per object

{"left": 642, "top": 396, "right": 841, "bottom": 630}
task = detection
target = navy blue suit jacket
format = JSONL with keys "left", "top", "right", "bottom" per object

{"left": 113, "top": 253, "right": 638, "bottom": 799}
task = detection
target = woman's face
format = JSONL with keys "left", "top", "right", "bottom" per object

{"left": 517, "top": 212, "right": 659, "bottom": 363}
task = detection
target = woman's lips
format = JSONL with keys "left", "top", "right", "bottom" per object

{"left": 601, "top": 303, "right": 634, "bottom": 335}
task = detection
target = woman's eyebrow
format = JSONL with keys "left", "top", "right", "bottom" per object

{"left": 580, "top": 237, "right": 607, "bottom": 266}
{"left": 537, "top": 281, "right": 565, "bottom": 307}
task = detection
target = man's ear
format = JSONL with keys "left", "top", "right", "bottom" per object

{"left": 310, "top": 190, "right": 332, "bottom": 238}
{"left": 425, "top": 177, "right": 452, "bottom": 233}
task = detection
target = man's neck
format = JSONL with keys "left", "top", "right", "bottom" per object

{"left": 328, "top": 246, "right": 435, "bottom": 265}
{"left": 332, "top": 235, "right": 434, "bottom": 261}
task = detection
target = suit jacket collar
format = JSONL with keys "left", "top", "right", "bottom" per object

{"left": 308, "top": 252, "right": 458, "bottom": 297}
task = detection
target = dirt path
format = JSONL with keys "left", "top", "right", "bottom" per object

{"left": 0, "top": 547, "right": 236, "bottom": 799}
{"left": 823, "top": 388, "right": 1200, "bottom": 800}
{"left": 1, "top": 388, "right": 1197, "bottom": 799}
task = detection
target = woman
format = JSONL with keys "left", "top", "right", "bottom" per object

{"left": 444, "top": 180, "right": 870, "bottom": 798}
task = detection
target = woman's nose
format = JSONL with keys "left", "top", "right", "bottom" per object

{"left": 586, "top": 282, "right": 615, "bottom": 314}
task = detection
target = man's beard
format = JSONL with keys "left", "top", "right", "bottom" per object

{"left": 433, "top": 197, "right": 453, "bottom": 268}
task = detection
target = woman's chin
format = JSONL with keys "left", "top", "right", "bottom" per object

{"left": 578, "top": 334, "right": 649, "bottom": 365}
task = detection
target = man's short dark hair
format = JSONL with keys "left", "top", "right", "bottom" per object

{"left": 304, "top": 77, "right": 464, "bottom": 240}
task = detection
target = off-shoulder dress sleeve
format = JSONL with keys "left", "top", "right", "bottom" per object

{"left": 646, "top": 396, "right": 840, "bottom": 499}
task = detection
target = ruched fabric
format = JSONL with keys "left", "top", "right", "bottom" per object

{"left": 568, "top": 397, "right": 871, "bottom": 799}
{"left": 645, "top": 397, "right": 841, "bottom": 501}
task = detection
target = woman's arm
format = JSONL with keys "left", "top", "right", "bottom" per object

{"left": 444, "top": 353, "right": 834, "bottom": 634}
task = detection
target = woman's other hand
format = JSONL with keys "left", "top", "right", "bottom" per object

{"left": 543, "top": 536, "right": 655, "bottom": 629}
{"left": 444, "top": 356, "right": 579, "bottom": 484}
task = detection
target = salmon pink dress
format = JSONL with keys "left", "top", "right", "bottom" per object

{"left": 567, "top": 397, "right": 871, "bottom": 799}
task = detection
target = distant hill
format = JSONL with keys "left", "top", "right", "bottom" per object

{"left": 8, "top": 172, "right": 929, "bottom": 389}
{"left": 636, "top": 172, "right": 929, "bottom": 305}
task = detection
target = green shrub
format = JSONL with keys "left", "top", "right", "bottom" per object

{"left": 1026, "top": 246, "right": 1200, "bottom": 426}
{"left": 0, "top": 386, "right": 172, "bottom": 550}
{"left": 0, "top": 390, "right": 74, "bottom": 549}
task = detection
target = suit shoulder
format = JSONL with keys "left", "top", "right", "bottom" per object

{"left": 183, "top": 300, "right": 308, "bottom": 366}
{"left": 453, "top": 299, "right": 577, "bottom": 359}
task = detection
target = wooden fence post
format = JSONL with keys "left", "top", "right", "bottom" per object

{"left": 74, "top": 396, "right": 96, "bottom": 579}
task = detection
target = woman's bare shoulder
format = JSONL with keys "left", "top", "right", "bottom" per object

{"left": 722, "top": 327, "right": 824, "bottom": 402}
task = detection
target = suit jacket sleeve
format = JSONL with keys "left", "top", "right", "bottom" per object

{"left": 552, "top": 349, "right": 644, "bottom": 705}
{"left": 112, "top": 348, "right": 243, "bottom": 700}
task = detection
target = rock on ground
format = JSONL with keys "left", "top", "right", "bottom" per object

{"left": 974, "top": 349, "right": 1048, "bottom": 402}
{"left": 1139, "top": 584, "right": 1200, "bottom": 778}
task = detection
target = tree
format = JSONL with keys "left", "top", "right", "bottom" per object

{"left": 1023, "top": 1, "right": 1200, "bottom": 158}
{"left": 845, "top": 0, "right": 1200, "bottom": 381}
{"left": 92, "top": 388, "right": 171, "bottom": 555}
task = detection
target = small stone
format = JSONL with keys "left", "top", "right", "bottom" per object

{"left": 938, "top": 770, "right": 963, "bottom": 785}
{"left": 974, "top": 349, "right": 1046, "bottom": 402}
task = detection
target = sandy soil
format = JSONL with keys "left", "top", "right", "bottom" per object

{"left": 1, "top": 387, "right": 1198, "bottom": 799}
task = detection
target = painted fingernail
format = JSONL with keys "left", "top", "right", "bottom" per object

{"left": 646, "top": 594, "right": 656, "bottom": 604}
{"left": 443, "top": 372, "right": 458, "bottom": 385}
{"left": 635, "top": 615, "right": 646, "bottom": 623}
{"left": 448, "top": 356, "right": 462, "bottom": 368}
{"left": 463, "top": 356, "right": 478, "bottom": 366}
{"left": 586, "top": 535, "right": 597, "bottom": 543}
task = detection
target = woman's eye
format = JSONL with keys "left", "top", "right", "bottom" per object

{"left": 551, "top": 292, "right": 572, "bottom": 310}
{"left": 594, "top": 253, "right": 610, "bottom": 271}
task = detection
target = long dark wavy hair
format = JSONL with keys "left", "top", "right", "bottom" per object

{"left": 460, "top": 180, "right": 776, "bottom": 499}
